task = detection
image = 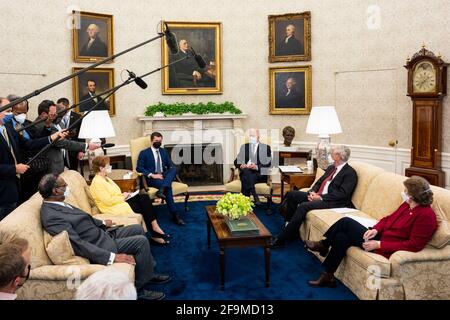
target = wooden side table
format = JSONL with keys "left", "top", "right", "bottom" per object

{"left": 280, "top": 169, "right": 316, "bottom": 201}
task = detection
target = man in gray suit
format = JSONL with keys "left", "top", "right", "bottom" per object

{"left": 39, "top": 173, "right": 171, "bottom": 300}
{"left": 34, "top": 100, "right": 100, "bottom": 173}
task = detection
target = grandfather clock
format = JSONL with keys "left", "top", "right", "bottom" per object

{"left": 405, "top": 47, "right": 448, "bottom": 186}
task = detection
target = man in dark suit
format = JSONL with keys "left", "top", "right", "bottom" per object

{"left": 79, "top": 79, "right": 108, "bottom": 112}
{"left": 234, "top": 129, "right": 272, "bottom": 205}
{"left": 276, "top": 77, "right": 305, "bottom": 108}
{"left": 57, "top": 98, "right": 84, "bottom": 171}
{"left": 136, "top": 132, "right": 185, "bottom": 225}
{"left": 0, "top": 109, "right": 66, "bottom": 220}
{"left": 39, "top": 173, "right": 171, "bottom": 300}
{"left": 79, "top": 23, "right": 108, "bottom": 57}
{"left": 34, "top": 100, "right": 99, "bottom": 174}
{"left": 272, "top": 145, "right": 358, "bottom": 247}
{"left": 276, "top": 24, "right": 304, "bottom": 56}
{"left": 169, "top": 39, "right": 212, "bottom": 88}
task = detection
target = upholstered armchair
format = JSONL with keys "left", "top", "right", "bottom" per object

{"left": 224, "top": 136, "right": 274, "bottom": 214}
{"left": 129, "top": 136, "right": 189, "bottom": 211}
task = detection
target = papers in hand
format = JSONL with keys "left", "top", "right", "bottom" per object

{"left": 125, "top": 190, "right": 139, "bottom": 201}
{"left": 329, "top": 208, "right": 377, "bottom": 228}
{"left": 278, "top": 165, "right": 303, "bottom": 173}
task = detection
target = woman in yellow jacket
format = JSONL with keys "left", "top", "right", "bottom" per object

{"left": 90, "top": 156, "right": 169, "bottom": 245}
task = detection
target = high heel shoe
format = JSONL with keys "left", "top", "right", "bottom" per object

{"left": 152, "top": 230, "right": 171, "bottom": 240}
{"left": 150, "top": 236, "right": 170, "bottom": 246}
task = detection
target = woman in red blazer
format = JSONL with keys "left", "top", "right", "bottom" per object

{"left": 305, "top": 176, "right": 438, "bottom": 288}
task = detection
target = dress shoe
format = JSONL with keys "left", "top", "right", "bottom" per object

{"left": 147, "top": 274, "right": 172, "bottom": 285}
{"left": 137, "top": 289, "right": 166, "bottom": 300}
{"left": 155, "top": 189, "right": 166, "bottom": 200}
{"left": 270, "top": 237, "right": 285, "bottom": 248}
{"left": 172, "top": 214, "right": 186, "bottom": 225}
{"left": 308, "top": 272, "right": 337, "bottom": 288}
{"left": 304, "top": 240, "right": 329, "bottom": 257}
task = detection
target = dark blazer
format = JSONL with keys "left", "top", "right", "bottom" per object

{"left": 0, "top": 122, "right": 50, "bottom": 205}
{"left": 276, "top": 36, "right": 304, "bottom": 56}
{"left": 309, "top": 163, "right": 357, "bottom": 208}
{"left": 234, "top": 143, "right": 272, "bottom": 176}
{"left": 136, "top": 147, "right": 174, "bottom": 178}
{"left": 65, "top": 111, "right": 84, "bottom": 170}
{"left": 80, "top": 37, "right": 108, "bottom": 57}
{"left": 277, "top": 89, "right": 305, "bottom": 108}
{"left": 169, "top": 50, "right": 206, "bottom": 87}
{"left": 41, "top": 202, "right": 116, "bottom": 265}
{"left": 79, "top": 93, "right": 108, "bottom": 112}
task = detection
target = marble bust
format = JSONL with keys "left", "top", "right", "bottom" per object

{"left": 282, "top": 126, "right": 295, "bottom": 147}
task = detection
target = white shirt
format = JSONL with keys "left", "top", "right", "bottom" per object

{"left": 247, "top": 142, "right": 259, "bottom": 166}
{"left": 43, "top": 201, "right": 115, "bottom": 265}
{"left": 87, "top": 38, "right": 95, "bottom": 49}
{"left": 322, "top": 162, "right": 347, "bottom": 195}
{"left": 150, "top": 146, "right": 163, "bottom": 175}
{"left": 284, "top": 35, "right": 292, "bottom": 43}
{"left": 286, "top": 89, "right": 291, "bottom": 96}
{"left": 62, "top": 111, "right": 71, "bottom": 128}
{"left": 0, "top": 292, "right": 17, "bottom": 300}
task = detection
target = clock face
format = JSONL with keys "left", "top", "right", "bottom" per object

{"left": 413, "top": 61, "right": 437, "bottom": 93}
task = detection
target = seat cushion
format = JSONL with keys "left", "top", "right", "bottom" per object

{"left": 147, "top": 182, "right": 188, "bottom": 199}
{"left": 44, "top": 231, "right": 89, "bottom": 265}
{"left": 225, "top": 180, "right": 271, "bottom": 195}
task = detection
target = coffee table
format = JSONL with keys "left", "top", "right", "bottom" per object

{"left": 204, "top": 205, "right": 272, "bottom": 290}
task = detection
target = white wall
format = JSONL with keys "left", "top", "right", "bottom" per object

{"left": 1, "top": 0, "right": 450, "bottom": 156}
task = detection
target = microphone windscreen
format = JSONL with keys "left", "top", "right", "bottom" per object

{"left": 195, "top": 54, "right": 206, "bottom": 69}
{"left": 101, "top": 143, "right": 115, "bottom": 148}
{"left": 164, "top": 23, "right": 179, "bottom": 54}
{"left": 135, "top": 77, "right": 148, "bottom": 89}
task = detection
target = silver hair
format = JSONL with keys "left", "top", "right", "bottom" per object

{"left": 331, "top": 144, "right": 351, "bottom": 162}
{"left": 75, "top": 268, "right": 137, "bottom": 300}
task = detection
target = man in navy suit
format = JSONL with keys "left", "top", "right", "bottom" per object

{"left": 272, "top": 145, "right": 358, "bottom": 248}
{"left": 0, "top": 108, "right": 67, "bottom": 220}
{"left": 136, "top": 132, "right": 185, "bottom": 225}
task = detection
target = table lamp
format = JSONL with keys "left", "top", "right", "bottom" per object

{"left": 306, "top": 106, "right": 342, "bottom": 169}
{"left": 78, "top": 110, "right": 116, "bottom": 178}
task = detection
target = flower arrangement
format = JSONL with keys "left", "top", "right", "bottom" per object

{"left": 216, "top": 193, "right": 254, "bottom": 220}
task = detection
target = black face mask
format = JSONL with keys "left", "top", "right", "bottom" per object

{"left": 153, "top": 141, "right": 162, "bottom": 149}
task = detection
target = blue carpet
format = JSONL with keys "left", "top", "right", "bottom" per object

{"left": 146, "top": 201, "right": 357, "bottom": 300}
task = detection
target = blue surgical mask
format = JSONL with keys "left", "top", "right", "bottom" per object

{"left": 3, "top": 112, "right": 13, "bottom": 123}
{"left": 249, "top": 136, "right": 257, "bottom": 144}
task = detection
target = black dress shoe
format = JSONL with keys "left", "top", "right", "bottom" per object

{"left": 138, "top": 289, "right": 166, "bottom": 300}
{"left": 148, "top": 274, "right": 172, "bottom": 285}
{"left": 155, "top": 189, "right": 166, "bottom": 200}
{"left": 173, "top": 214, "right": 186, "bottom": 225}
{"left": 304, "top": 240, "right": 329, "bottom": 257}
{"left": 270, "top": 237, "right": 285, "bottom": 248}
{"left": 308, "top": 272, "right": 336, "bottom": 288}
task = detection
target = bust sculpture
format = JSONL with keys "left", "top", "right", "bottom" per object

{"left": 282, "top": 126, "right": 295, "bottom": 147}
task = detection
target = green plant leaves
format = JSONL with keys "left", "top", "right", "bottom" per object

{"left": 144, "top": 101, "right": 242, "bottom": 116}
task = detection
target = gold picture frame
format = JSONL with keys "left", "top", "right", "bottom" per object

{"left": 269, "top": 66, "right": 312, "bottom": 115}
{"left": 161, "top": 21, "right": 222, "bottom": 95}
{"left": 72, "top": 11, "right": 114, "bottom": 63}
{"left": 72, "top": 67, "right": 116, "bottom": 116}
{"left": 268, "top": 12, "right": 311, "bottom": 62}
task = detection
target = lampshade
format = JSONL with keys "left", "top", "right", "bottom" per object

{"left": 78, "top": 110, "right": 116, "bottom": 139}
{"left": 306, "top": 106, "right": 342, "bottom": 138}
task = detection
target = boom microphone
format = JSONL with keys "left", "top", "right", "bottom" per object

{"left": 126, "top": 69, "right": 148, "bottom": 89}
{"left": 164, "top": 22, "right": 179, "bottom": 54}
{"left": 190, "top": 47, "right": 206, "bottom": 68}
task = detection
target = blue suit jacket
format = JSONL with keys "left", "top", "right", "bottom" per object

{"left": 0, "top": 122, "right": 50, "bottom": 204}
{"left": 136, "top": 147, "right": 174, "bottom": 178}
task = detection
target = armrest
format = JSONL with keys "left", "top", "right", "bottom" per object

{"left": 389, "top": 246, "right": 450, "bottom": 265}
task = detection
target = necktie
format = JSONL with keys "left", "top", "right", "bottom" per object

{"left": 317, "top": 167, "right": 337, "bottom": 195}
{"left": 155, "top": 150, "right": 162, "bottom": 173}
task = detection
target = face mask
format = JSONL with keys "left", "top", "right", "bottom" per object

{"left": 401, "top": 191, "right": 410, "bottom": 203}
{"left": 14, "top": 113, "right": 27, "bottom": 124}
{"left": 3, "top": 112, "right": 13, "bottom": 122}
{"left": 106, "top": 165, "right": 112, "bottom": 174}
{"left": 54, "top": 116, "right": 63, "bottom": 125}
{"left": 64, "top": 186, "right": 70, "bottom": 198}
{"left": 153, "top": 141, "right": 162, "bottom": 149}
{"left": 249, "top": 136, "right": 257, "bottom": 144}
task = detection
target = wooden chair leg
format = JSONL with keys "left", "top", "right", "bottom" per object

{"left": 184, "top": 193, "right": 190, "bottom": 211}
{"left": 266, "top": 190, "right": 273, "bottom": 215}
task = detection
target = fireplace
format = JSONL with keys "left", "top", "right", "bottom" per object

{"left": 165, "top": 143, "right": 223, "bottom": 186}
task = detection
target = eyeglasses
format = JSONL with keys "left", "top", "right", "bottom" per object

{"left": 56, "top": 183, "right": 68, "bottom": 189}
